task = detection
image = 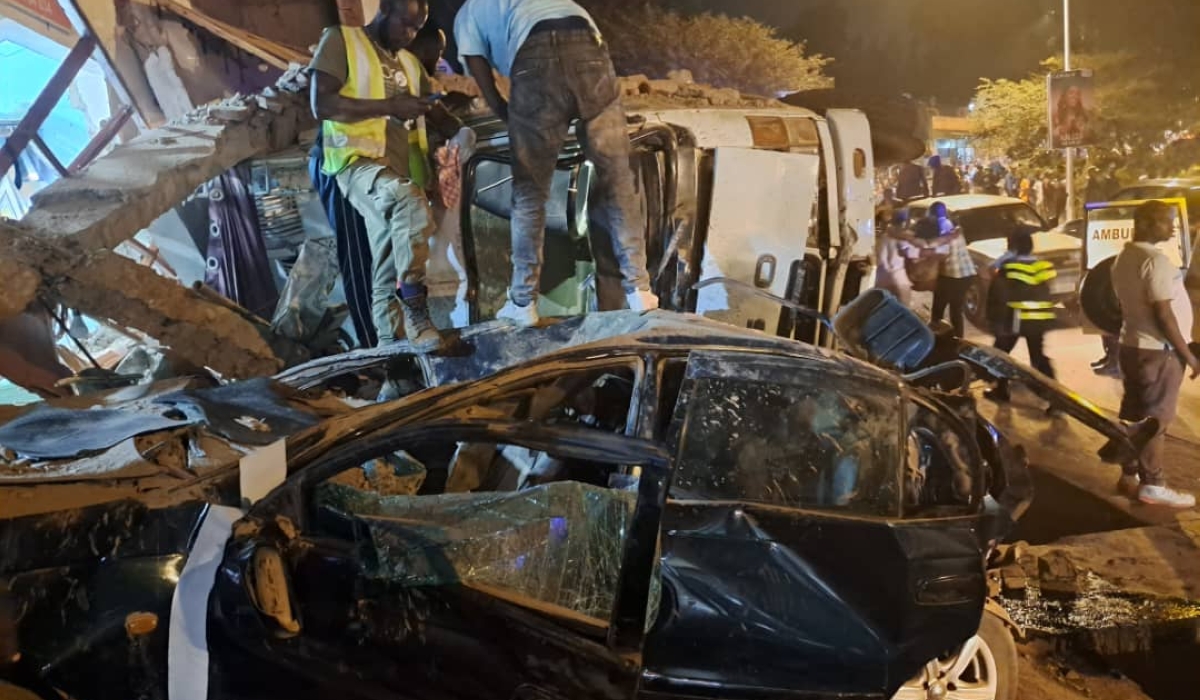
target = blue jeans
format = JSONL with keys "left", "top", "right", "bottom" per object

{"left": 507, "top": 29, "right": 650, "bottom": 305}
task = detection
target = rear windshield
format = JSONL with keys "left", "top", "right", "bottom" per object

{"left": 953, "top": 204, "right": 1045, "bottom": 244}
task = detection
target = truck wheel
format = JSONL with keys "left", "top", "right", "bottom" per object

{"left": 964, "top": 277, "right": 990, "bottom": 331}
{"left": 891, "top": 613, "right": 1018, "bottom": 700}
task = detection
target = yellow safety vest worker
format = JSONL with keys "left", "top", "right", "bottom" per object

{"left": 322, "top": 26, "right": 431, "bottom": 188}
{"left": 1000, "top": 258, "right": 1057, "bottom": 331}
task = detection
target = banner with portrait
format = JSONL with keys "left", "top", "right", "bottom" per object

{"left": 1048, "top": 70, "right": 1095, "bottom": 149}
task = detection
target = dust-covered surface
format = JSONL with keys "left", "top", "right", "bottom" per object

{"left": 1017, "top": 641, "right": 1154, "bottom": 700}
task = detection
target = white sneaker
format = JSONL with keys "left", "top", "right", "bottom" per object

{"left": 496, "top": 295, "right": 539, "bottom": 327}
{"left": 1116, "top": 474, "right": 1140, "bottom": 499}
{"left": 626, "top": 289, "right": 660, "bottom": 312}
{"left": 1137, "top": 484, "right": 1196, "bottom": 509}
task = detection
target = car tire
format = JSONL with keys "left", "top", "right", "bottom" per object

{"left": 964, "top": 277, "right": 990, "bottom": 331}
{"left": 891, "top": 612, "right": 1018, "bottom": 700}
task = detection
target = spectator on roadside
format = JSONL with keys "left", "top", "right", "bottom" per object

{"left": 984, "top": 227, "right": 1058, "bottom": 405}
{"left": 874, "top": 209, "right": 922, "bottom": 306}
{"left": 928, "top": 202, "right": 977, "bottom": 337}
{"left": 930, "top": 155, "right": 962, "bottom": 196}
{"left": 1108, "top": 199, "right": 1200, "bottom": 508}
{"left": 896, "top": 160, "right": 929, "bottom": 202}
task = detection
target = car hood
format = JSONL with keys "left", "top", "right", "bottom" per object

{"left": 968, "top": 231, "right": 1080, "bottom": 261}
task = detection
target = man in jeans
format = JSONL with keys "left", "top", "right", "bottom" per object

{"left": 927, "top": 202, "right": 977, "bottom": 337}
{"left": 454, "top": 0, "right": 657, "bottom": 325}
{"left": 1111, "top": 200, "right": 1200, "bottom": 507}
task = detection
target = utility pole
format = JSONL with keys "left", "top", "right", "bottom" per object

{"left": 1063, "top": 0, "right": 1075, "bottom": 220}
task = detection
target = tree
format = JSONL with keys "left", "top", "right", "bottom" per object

{"left": 970, "top": 52, "right": 1196, "bottom": 179}
{"left": 580, "top": 0, "right": 832, "bottom": 97}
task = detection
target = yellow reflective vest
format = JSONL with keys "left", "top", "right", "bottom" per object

{"left": 322, "top": 26, "right": 431, "bottom": 187}
{"left": 987, "top": 257, "right": 1058, "bottom": 333}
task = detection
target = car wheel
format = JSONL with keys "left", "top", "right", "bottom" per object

{"left": 891, "top": 613, "right": 1018, "bottom": 700}
{"left": 963, "top": 277, "right": 990, "bottom": 332}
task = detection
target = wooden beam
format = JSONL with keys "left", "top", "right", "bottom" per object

{"left": 154, "top": 0, "right": 310, "bottom": 70}
{"left": 0, "top": 34, "right": 96, "bottom": 182}
{"left": 67, "top": 104, "right": 134, "bottom": 175}
{"left": 55, "top": 0, "right": 148, "bottom": 130}
{"left": 31, "top": 134, "right": 69, "bottom": 178}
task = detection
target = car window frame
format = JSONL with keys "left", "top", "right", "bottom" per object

{"left": 665, "top": 349, "right": 909, "bottom": 520}
{"left": 241, "top": 418, "right": 672, "bottom": 649}
{"left": 898, "top": 390, "right": 986, "bottom": 521}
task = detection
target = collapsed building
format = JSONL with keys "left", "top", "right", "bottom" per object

{"left": 0, "top": 0, "right": 782, "bottom": 400}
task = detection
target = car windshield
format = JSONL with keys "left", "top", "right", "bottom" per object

{"left": 953, "top": 204, "right": 1046, "bottom": 244}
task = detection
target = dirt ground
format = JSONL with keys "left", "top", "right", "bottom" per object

{"left": 1018, "top": 641, "right": 1153, "bottom": 700}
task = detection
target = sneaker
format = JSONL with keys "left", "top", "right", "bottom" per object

{"left": 1094, "top": 363, "right": 1122, "bottom": 378}
{"left": 497, "top": 294, "right": 539, "bottom": 327}
{"left": 626, "top": 289, "right": 660, "bottom": 312}
{"left": 1116, "top": 474, "right": 1140, "bottom": 498}
{"left": 399, "top": 294, "right": 444, "bottom": 351}
{"left": 1137, "top": 484, "right": 1196, "bottom": 509}
{"left": 1090, "top": 356, "right": 1111, "bottom": 369}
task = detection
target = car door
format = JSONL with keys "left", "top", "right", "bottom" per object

{"left": 209, "top": 419, "right": 670, "bottom": 700}
{"left": 641, "top": 351, "right": 986, "bottom": 700}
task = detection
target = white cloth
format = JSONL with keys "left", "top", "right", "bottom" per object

{"left": 1112, "top": 241, "right": 1194, "bottom": 350}
{"left": 454, "top": 0, "right": 597, "bottom": 77}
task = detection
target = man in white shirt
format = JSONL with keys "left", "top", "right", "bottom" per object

{"left": 454, "top": 0, "right": 656, "bottom": 325}
{"left": 1110, "top": 199, "right": 1200, "bottom": 508}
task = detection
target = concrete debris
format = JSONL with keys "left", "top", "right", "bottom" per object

{"left": 0, "top": 71, "right": 315, "bottom": 378}
{"left": 617, "top": 75, "right": 780, "bottom": 110}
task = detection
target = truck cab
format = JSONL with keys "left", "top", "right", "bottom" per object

{"left": 433, "top": 105, "right": 877, "bottom": 345}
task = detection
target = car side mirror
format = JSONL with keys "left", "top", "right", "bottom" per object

{"left": 248, "top": 546, "right": 301, "bottom": 638}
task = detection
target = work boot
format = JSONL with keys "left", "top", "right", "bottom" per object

{"left": 1137, "top": 484, "right": 1196, "bottom": 509}
{"left": 1116, "top": 474, "right": 1140, "bottom": 499}
{"left": 399, "top": 292, "right": 443, "bottom": 352}
{"left": 497, "top": 292, "right": 539, "bottom": 327}
{"left": 626, "top": 289, "right": 660, "bottom": 313}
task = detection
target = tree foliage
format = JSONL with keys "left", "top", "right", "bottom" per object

{"left": 970, "top": 53, "right": 1197, "bottom": 177}
{"left": 580, "top": 0, "right": 832, "bottom": 97}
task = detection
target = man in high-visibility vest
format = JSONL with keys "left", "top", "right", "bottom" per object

{"left": 309, "top": 0, "right": 462, "bottom": 351}
{"left": 984, "top": 227, "right": 1058, "bottom": 403}
{"left": 454, "top": 0, "right": 657, "bottom": 326}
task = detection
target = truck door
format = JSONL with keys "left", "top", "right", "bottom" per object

{"left": 824, "top": 110, "right": 877, "bottom": 313}
{"left": 693, "top": 144, "right": 822, "bottom": 333}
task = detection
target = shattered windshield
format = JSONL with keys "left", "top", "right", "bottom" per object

{"left": 672, "top": 376, "right": 902, "bottom": 517}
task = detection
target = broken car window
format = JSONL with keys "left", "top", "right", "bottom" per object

{"left": 672, "top": 377, "right": 901, "bottom": 517}
{"left": 313, "top": 434, "right": 655, "bottom": 625}
{"left": 903, "top": 403, "right": 979, "bottom": 517}
{"left": 476, "top": 363, "right": 639, "bottom": 435}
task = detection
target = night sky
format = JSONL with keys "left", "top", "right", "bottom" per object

{"left": 668, "top": 0, "right": 1200, "bottom": 105}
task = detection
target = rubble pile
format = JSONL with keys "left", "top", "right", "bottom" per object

{"left": 618, "top": 69, "right": 780, "bottom": 110}
{"left": 0, "top": 69, "right": 316, "bottom": 378}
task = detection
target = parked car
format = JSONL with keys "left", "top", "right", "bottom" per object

{"left": 904, "top": 195, "right": 1083, "bottom": 329}
{"left": 3, "top": 307, "right": 1033, "bottom": 700}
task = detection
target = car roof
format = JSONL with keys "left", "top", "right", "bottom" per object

{"left": 905, "top": 194, "right": 1027, "bottom": 211}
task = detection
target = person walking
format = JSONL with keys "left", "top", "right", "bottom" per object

{"left": 1110, "top": 200, "right": 1200, "bottom": 508}
{"left": 309, "top": 0, "right": 464, "bottom": 350}
{"left": 928, "top": 202, "right": 977, "bottom": 337}
{"left": 984, "top": 227, "right": 1058, "bottom": 403}
{"left": 454, "top": 0, "right": 657, "bottom": 326}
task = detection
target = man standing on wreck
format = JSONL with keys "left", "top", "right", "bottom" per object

{"left": 309, "top": 0, "right": 461, "bottom": 350}
{"left": 454, "top": 0, "right": 658, "bottom": 325}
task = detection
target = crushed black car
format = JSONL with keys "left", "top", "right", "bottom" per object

{"left": 0, "top": 297, "right": 1151, "bottom": 700}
